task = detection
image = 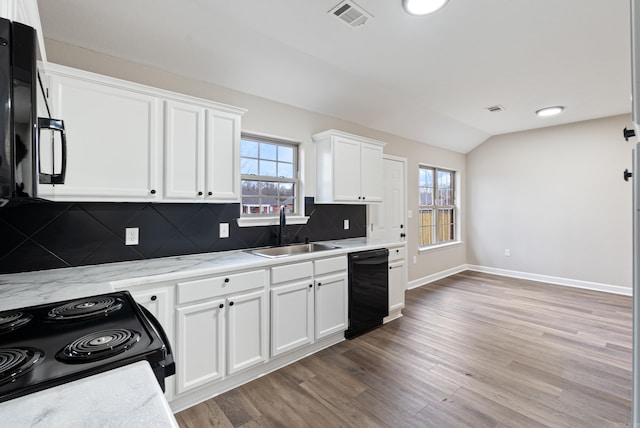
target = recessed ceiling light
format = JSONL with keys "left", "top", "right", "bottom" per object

{"left": 402, "top": 0, "right": 449, "bottom": 16}
{"left": 535, "top": 106, "right": 564, "bottom": 117}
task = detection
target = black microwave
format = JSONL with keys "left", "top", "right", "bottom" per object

{"left": 0, "top": 17, "right": 66, "bottom": 207}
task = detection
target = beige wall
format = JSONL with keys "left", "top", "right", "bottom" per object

{"left": 467, "top": 114, "right": 633, "bottom": 289}
{"left": 43, "top": 39, "right": 468, "bottom": 283}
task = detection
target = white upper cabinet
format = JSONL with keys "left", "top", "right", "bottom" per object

{"left": 164, "top": 101, "right": 242, "bottom": 202}
{"left": 39, "top": 70, "right": 162, "bottom": 201}
{"left": 164, "top": 100, "right": 206, "bottom": 200}
{"left": 38, "top": 63, "right": 245, "bottom": 203}
{"left": 205, "top": 108, "right": 241, "bottom": 202}
{"left": 312, "top": 130, "right": 385, "bottom": 204}
{"left": 0, "top": 0, "right": 47, "bottom": 62}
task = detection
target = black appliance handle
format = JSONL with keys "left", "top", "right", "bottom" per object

{"left": 138, "top": 304, "right": 176, "bottom": 377}
{"left": 37, "top": 117, "right": 67, "bottom": 185}
{"left": 349, "top": 248, "right": 389, "bottom": 260}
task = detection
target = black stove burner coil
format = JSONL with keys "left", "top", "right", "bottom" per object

{"left": 0, "top": 311, "right": 32, "bottom": 333}
{"left": 56, "top": 329, "right": 140, "bottom": 363}
{"left": 0, "top": 347, "right": 44, "bottom": 386}
{"left": 46, "top": 297, "right": 123, "bottom": 322}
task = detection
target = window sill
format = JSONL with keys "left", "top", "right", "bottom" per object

{"left": 418, "top": 241, "right": 463, "bottom": 253}
{"left": 237, "top": 216, "right": 310, "bottom": 228}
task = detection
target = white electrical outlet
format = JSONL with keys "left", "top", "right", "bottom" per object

{"left": 504, "top": 249, "right": 511, "bottom": 257}
{"left": 125, "top": 228, "right": 139, "bottom": 246}
{"left": 219, "top": 223, "right": 229, "bottom": 238}
{"left": 343, "top": 219, "right": 349, "bottom": 230}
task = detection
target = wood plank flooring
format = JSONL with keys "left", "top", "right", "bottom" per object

{"left": 175, "top": 271, "right": 632, "bottom": 427}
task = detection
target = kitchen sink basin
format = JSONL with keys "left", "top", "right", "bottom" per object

{"left": 250, "top": 243, "right": 338, "bottom": 258}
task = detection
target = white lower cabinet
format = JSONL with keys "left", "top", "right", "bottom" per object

{"left": 227, "top": 289, "right": 268, "bottom": 375}
{"left": 271, "top": 280, "right": 314, "bottom": 357}
{"left": 314, "top": 257, "right": 348, "bottom": 339}
{"left": 115, "top": 282, "right": 176, "bottom": 400}
{"left": 175, "top": 269, "right": 267, "bottom": 395}
{"left": 385, "top": 245, "right": 407, "bottom": 322}
{"left": 176, "top": 298, "right": 225, "bottom": 393}
{"left": 270, "top": 262, "right": 314, "bottom": 357}
{"left": 270, "top": 256, "right": 347, "bottom": 357}
{"left": 117, "top": 253, "right": 351, "bottom": 411}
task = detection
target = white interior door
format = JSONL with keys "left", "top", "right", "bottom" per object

{"left": 370, "top": 156, "right": 407, "bottom": 242}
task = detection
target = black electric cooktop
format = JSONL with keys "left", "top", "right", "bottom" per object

{"left": 0, "top": 291, "right": 174, "bottom": 403}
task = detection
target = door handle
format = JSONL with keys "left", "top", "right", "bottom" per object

{"left": 624, "top": 127, "right": 636, "bottom": 141}
{"left": 624, "top": 169, "right": 633, "bottom": 182}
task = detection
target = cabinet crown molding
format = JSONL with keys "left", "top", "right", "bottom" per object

{"left": 311, "top": 129, "right": 387, "bottom": 147}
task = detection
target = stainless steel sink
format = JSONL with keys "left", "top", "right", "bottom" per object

{"left": 250, "top": 243, "right": 338, "bottom": 258}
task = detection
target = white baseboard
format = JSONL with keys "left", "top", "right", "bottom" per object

{"left": 467, "top": 265, "right": 631, "bottom": 296}
{"left": 407, "top": 265, "right": 467, "bottom": 290}
{"left": 408, "top": 264, "right": 631, "bottom": 296}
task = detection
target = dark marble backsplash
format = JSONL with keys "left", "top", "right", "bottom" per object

{"left": 0, "top": 197, "right": 366, "bottom": 274}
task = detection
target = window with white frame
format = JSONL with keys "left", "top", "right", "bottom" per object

{"left": 240, "top": 134, "right": 299, "bottom": 216}
{"left": 419, "top": 166, "right": 456, "bottom": 246}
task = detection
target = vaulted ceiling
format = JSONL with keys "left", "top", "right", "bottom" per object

{"left": 37, "top": 0, "right": 631, "bottom": 153}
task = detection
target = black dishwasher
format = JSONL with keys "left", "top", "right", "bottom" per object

{"left": 345, "top": 248, "right": 389, "bottom": 339}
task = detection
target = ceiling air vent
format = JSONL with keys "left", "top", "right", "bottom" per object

{"left": 329, "top": 1, "right": 373, "bottom": 27}
{"left": 486, "top": 105, "right": 505, "bottom": 113}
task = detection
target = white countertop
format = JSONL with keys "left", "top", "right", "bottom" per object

{"left": 0, "top": 237, "right": 403, "bottom": 311}
{"left": 0, "top": 361, "right": 178, "bottom": 428}
{"left": 0, "top": 237, "right": 403, "bottom": 427}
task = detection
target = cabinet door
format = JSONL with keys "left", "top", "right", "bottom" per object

{"left": 360, "top": 142, "right": 384, "bottom": 202}
{"left": 271, "top": 281, "right": 313, "bottom": 357}
{"left": 164, "top": 100, "right": 205, "bottom": 200}
{"left": 227, "top": 289, "right": 267, "bottom": 375}
{"left": 40, "top": 74, "right": 161, "bottom": 201}
{"left": 332, "top": 137, "right": 361, "bottom": 202}
{"left": 128, "top": 286, "right": 173, "bottom": 341}
{"left": 128, "top": 285, "right": 175, "bottom": 400}
{"left": 388, "top": 260, "right": 406, "bottom": 314}
{"left": 205, "top": 109, "right": 241, "bottom": 201}
{"left": 176, "top": 299, "right": 225, "bottom": 394}
{"left": 315, "top": 272, "right": 347, "bottom": 339}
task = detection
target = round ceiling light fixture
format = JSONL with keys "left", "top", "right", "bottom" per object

{"left": 402, "top": 0, "right": 449, "bottom": 16}
{"left": 535, "top": 106, "right": 565, "bottom": 117}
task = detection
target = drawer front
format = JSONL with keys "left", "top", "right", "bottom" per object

{"left": 271, "top": 262, "right": 313, "bottom": 285}
{"left": 177, "top": 269, "right": 266, "bottom": 304}
{"left": 388, "top": 246, "right": 405, "bottom": 262}
{"left": 314, "top": 256, "right": 347, "bottom": 276}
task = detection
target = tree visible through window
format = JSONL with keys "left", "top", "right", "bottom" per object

{"left": 419, "top": 166, "right": 456, "bottom": 246}
{"left": 240, "top": 134, "right": 298, "bottom": 216}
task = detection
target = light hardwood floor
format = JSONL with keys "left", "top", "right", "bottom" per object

{"left": 175, "top": 271, "right": 632, "bottom": 427}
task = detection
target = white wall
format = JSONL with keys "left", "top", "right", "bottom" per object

{"left": 467, "top": 114, "right": 633, "bottom": 290}
{"left": 42, "top": 38, "right": 468, "bottom": 284}
{"left": 45, "top": 39, "right": 631, "bottom": 291}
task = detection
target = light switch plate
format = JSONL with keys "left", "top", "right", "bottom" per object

{"left": 125, "top": 228, "right": 139, "bottom": 246}
{"left": 343, "top": 219, "right": 349, "bottom": 230}
{"left": 219, "top": 223, "right": 230, "bottom": 238}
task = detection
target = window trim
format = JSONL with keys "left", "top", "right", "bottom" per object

{"left": 238, "top": 131, "right": 308, "bottom": 227}
{"left": 418, "top": 165, "right": 459, "bottom": 249}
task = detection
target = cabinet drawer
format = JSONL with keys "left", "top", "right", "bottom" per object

{"left": 388, "top": 246, "right": 405, "bottom": 262}
{"left": 271, "top": 262, "right": 313, "bottom": 285}
{"left": 314, "top": 256, "right": 347, "bottom": 276}
{"left": 177, "top": 269, "right": 266, "bottom": 304}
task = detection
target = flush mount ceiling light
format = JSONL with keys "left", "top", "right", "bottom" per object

{"left": 402, "top": 0, "right": 449, "bottom": 16}
{"left": 535, "top": 106, "right": 565, "bottom": 117}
